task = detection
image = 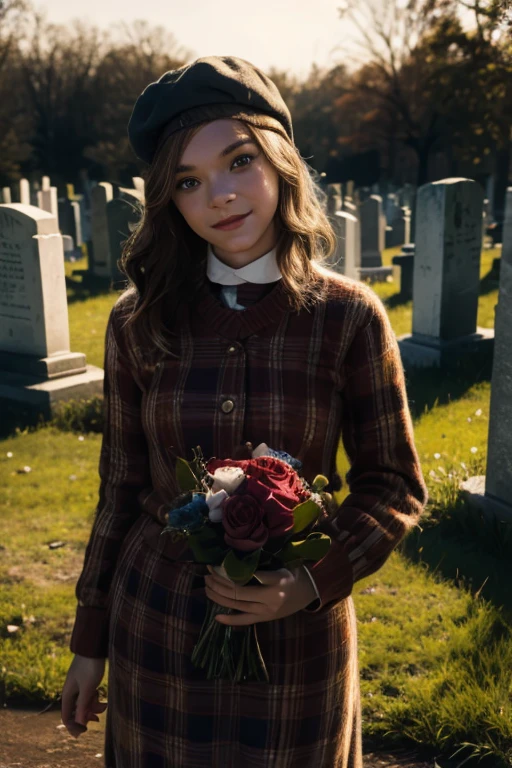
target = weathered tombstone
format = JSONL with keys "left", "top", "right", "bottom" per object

{"left": 392, "top": 244, "right": 415, "bottom": 300}
{"left": 360, "top": 196, "right": 384, "bottom": 267}
{"left": 0, "top": 204, "right": 103, "bottom": 415}
{"left": 386, "top": 207, "right": 411, "bottom": 248}
{"left": 500, "top": 187, "right": 512, "bottom": 266}
{"left": 90, "top": 182, "right": 113, "bottom": 278}
{"left": 2, "top": 187, "right": 12, "bottom": 204}
{"left": 71, "top": 201, "right": 83, "bottom": 247}
{"left": 19, "top": 179, "right": 30, "bottom": 206}
{"left": 37, "top": 187, "right": 59, "bottom": 228}
{"left": 58, "top": 198, "right": 77, "bottom": 242}
{"left": 106, "top": 196, "right": 142, "bottom": 284}
{"left": 460, "top": 213, "right": 512, "bottom": 522}
{"left": 42, "top": 176, "right": 51, "bottom": 191}
{"left": 326, "top": 184, "right": 342, "bottom": 218}
{"left": 398, "top": 178, "right": 493, "bottom": 368}
{"left": 327, "top": 211, "right": 360, "bottom": 280}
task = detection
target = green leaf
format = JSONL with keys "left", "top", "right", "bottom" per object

{"left": 292, "top": 499, "right": 321, "bottom": 533}
{"left": 175, "top": 456, "right": 199, "bottom": 493}
{"left": 279, "top": 532, "right": 331, "bottom": 564}
{"left": 222, "top": 548, "right": 261, "bottom": 584}
{"left": 187, "top": 526, "right": 227, "bottom": 564}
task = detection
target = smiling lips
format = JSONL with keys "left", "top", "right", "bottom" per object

{"left": 212, "top": 211, "right": 251, "bottom": 228}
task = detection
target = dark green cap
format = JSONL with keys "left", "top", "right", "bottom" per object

{"left": 127, "top": 55, "right": 294, "bottom": 165}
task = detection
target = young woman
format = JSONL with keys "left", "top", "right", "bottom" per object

{"left": 61, "top": 56, "right": 428, "bottom": 767}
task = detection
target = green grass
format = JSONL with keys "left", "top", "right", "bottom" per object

{"left": 0, "top": 245, "right": 510, "bottom": 767}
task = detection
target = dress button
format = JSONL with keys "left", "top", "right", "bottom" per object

{"left": 227, "top": 345, "right": 237, "bottom": 354}
{"left": 221, "top": 399, "right": 235, "bottom": 413}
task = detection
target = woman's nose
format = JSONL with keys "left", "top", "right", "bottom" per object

{"left": 209, "top": 185, "right": 237, "bottom": 207}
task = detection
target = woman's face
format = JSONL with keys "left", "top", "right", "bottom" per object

{"left": 171, "top": 119, "right": 280, "bottom": 269}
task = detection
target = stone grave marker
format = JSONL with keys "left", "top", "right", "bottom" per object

{"left": 461, "top": 208, "right": 512, "bottom": 523}
{"left": 0, "top": 204, "right": 103, "bottom": 415}
{"left": 398, "top": 178, "right": 493, "bottom": 367}
{"left": 2, "top": 187, "right": 12, "bottom": 204}
{"left": 19, "top": 179, "right": 30, "bottom": 206}
{"left": 90, "top": 182, "right": 113, "bottom": 278}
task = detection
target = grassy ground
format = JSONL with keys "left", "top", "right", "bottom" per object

{"left": 1, "top": 246, "right": 510, "bottom": 767}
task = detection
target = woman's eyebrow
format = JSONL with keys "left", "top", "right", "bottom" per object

{"left": 176, "top": 138, "right": 257, "bottom": 173}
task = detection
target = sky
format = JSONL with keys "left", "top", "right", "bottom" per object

{"left": 40, "top": 0, "right": 365, "bottom": 80}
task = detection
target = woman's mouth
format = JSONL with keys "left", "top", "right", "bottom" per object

{"left": 212, "top": 211, "right": 252, "bottom": 230}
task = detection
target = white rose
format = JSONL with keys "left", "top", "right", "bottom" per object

{"left": 208, "top": 466, "right": 246, "bottom": 494}
{"left": 205, "top": 488, "right": 228, "bottom": 522}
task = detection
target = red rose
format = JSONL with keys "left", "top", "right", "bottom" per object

{"left": 243, "top": 476, "right": 295, "bottom": 537}
{"left": 222, "top": 494, "right": 269, "bottom": 552}
{"left": 245, "top": 457, "right": 308, "bottom": 507}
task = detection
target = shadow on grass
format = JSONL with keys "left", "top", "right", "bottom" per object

{"left": 479, "top": 263, "right": 501, "bottom": 297}
{"left": 65, "top": 274, "right": 127, "bottom": 304}
{"left": 399, "top": 497, "right": 512, "bottom": 622}
{"left": 382, "top": 292, "right": 412, "bottom": 310}
{"left": 404, "top": 354, "right": 493, "bottom": 420}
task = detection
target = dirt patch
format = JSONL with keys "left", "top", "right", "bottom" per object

{"left": 0, "top": 703, "right": 437, "bottom": 768}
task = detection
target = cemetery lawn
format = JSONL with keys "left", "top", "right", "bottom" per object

{"left": 0, "top": 249, "right": 510, "bottom": 767}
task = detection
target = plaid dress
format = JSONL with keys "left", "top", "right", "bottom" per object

{"left": 70, "top": 267, "right": 428, "bottom": 767}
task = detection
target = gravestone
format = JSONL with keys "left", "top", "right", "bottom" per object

{"left": 460, "top": 211, "right": 512, "bottom": 523}
{"left": 359, "top": 194, "right": 393, "bottom": 283}
{"left": 19, "top": 179, "right": 30, "bottom": 206}
{"left": 500, "top": 187, "right": 512, "bottom": 265}
{"left": 0, "top": 204, "right": 103, "bottom": 415}
{"left": 328, "top": 211, "right": 360, "bottom": 280}
{"left": 386, "top": 207, "right": 411, "bottom": 248}
{"left": 398, "top": 178, "right": 493, "bottom": 368}
{"left": 2, "top": 187, "right": 12, "bottom": 204}
{"left": 360, "top": 195, "right": 384, "bottom": 267}
{"left": 90, "top": 182, "right": 113, "bottom": 278}
{"left": 42, "top": 176, "right": 50, "bottom": 191}
{"left": 37, "top": 187, "right": 59, "bottom": 229}
{"left": 326, "top": 184, "right": 342, "bottom": 218}
{"left": 392, "top": 244, "right": 415, "bottom": 300}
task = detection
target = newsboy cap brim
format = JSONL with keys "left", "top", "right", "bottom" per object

{"left": 127, "top": 55, "right": 294, "bottom": 165}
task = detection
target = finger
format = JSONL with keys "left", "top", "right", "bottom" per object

{"left": 61, "top": 687, "right": 78, "bottom": 724}
{"left": 204, "top": 585, "right": 265, "bottom": 614}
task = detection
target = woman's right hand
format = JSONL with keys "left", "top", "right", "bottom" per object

{"left": 61, "top": 654, "right": 108, "bottom": 738}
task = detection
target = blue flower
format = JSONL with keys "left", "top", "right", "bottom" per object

{"left": 266, "top": 447, "right": 302, "bottom": 471}
{"left": 166, "top": 499, "right": 208, "bottom": 533}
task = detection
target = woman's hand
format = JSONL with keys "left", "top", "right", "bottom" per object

{"left": 61, "top": 655, "right": 108, "bottom": 739}
{"left": 204, "top": 565, "right": 318, "bottom": 626}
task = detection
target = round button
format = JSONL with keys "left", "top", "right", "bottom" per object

{"left": 221, "top": 399, "right": 235, "bottom": 413}
{"left": 227, "top": 345, "right": 237, "bottom": 354}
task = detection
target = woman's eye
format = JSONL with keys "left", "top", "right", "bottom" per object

{"left": 232, "top": 153, "right": 255, "bottom": 169}
{"left": 176, "top": 154, "right": 255, "bottom": 191}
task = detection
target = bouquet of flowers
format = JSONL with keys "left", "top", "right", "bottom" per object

{"left": 160, "top": 442, "right": 337, "bottom": 683}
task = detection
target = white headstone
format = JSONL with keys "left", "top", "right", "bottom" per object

{"left": 19, "top": 179, "right": 30, "bottom": 206}
{"left": 42, "top": 176, "right": 51, "bottom": 191}
{"left": 329, "top": 211, "right": 360, "bottom": 280}
{"left": 2, "top": 187, "right": 12, "bottom": 204}
{"left": 0, "top": 205, "right": 69, "bottom": 356}
{"left": 37, "top": 187, "right": 59, "bottom": 229}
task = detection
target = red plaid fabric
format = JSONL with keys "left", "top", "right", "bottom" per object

{"left": 70, "top": 268, "right": 428, "bottom": 767}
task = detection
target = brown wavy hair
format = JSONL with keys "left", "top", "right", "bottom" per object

{"left": 116, "top": 110, "right": 338, "bottom": 364}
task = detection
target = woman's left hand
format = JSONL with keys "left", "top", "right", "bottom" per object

{"left": 204, "top": 565, "right": 318, "bottom": 625}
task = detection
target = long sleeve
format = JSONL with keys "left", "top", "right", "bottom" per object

{"left": 302, "top": 291, "right": 428, "bottom": 614}
{"left": 69, "top": 303, "right": 151, "bottom": 657}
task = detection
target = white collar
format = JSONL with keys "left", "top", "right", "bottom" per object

{"left": 206, "top": 242, "right": 282, "bottom": 285}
